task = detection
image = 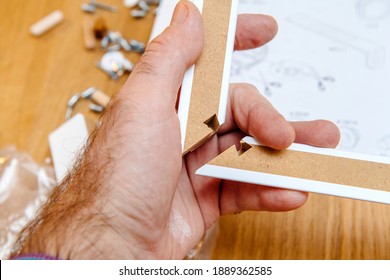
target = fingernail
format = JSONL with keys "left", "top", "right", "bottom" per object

{"left": 171, "top": 0, "right": 190, "bottom": 25}
{"left": 286, "top": 190, "right": 308, "bottom": 204}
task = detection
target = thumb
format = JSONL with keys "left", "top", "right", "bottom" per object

{"left": 118, "top": 0, "right": 204, "bottom": 111}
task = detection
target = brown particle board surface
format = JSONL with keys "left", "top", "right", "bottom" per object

{"left": 209, "top": 144, "right": 390, "bottom": 191}
{"left": 183, "top": 0, "right": 233, "bottom": 154}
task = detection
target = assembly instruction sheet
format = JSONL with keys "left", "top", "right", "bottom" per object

{"left": 230, "top": 0, "right": 390, "bottom": 157}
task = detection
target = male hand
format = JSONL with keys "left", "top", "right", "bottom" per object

{"left": 13, "top": 1, "right": 339, "bottom": 259}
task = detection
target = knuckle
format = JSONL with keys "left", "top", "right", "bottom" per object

{"left": 133, "top": 31, "right": 184, "bottom": 77}
{"left": 132, "top": 36, "right": 170, "bottom": 76}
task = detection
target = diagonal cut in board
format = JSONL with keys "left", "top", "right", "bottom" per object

{"left": 178, "top": 0, "right": 390, "bottom": 204}
{"left": 197, "top": 137, "right": 390, "bottom": 204}
{"left": 179, "top": 0, "right": 238, "bottom": 154}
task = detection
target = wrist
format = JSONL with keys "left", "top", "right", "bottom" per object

{"left": 10, "top": 160, "right": 139, "bottom": 259}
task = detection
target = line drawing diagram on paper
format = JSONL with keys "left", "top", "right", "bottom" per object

{"left": 338, "top": 126, "right": 361, "bottom": 150}
{"left": 287, "top": 13, "right": 386, "bottom": 69}
{"left": 378, "top": 135, "right": 390, "bottom": 151}
{"left": 231, "top": 0, "right": 390, "bottom": 157}
{"left": 231, "top": 46, "right": 269, "bottom": 76}
{"left": 356, "top": 0, "right": 390, "bottom": 21}
{"left": 231, "top": 46, "right": 282, "bottom": 97}
{"left": 268, "top": 60, "right": 335, "bottom": 92}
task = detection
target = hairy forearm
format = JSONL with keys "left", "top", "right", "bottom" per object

{"left": 10, "top": 107, "right": 136, "bottom": 259}
{"left": 10, "top": 144, "right": 105, "bottom": 258}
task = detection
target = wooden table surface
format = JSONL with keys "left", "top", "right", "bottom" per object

{"left": 1, "top": 0, "right": 390, "bottom": 260}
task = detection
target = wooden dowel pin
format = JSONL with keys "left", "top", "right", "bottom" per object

{"left": 30, "top": 10, "right": 64, "bottom": 36}
{"left": 82, "top": 17, "right": 97, "bottom": 50}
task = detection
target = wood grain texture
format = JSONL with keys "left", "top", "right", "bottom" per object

{"left": 1, "top": 0, "right": 390, "bottom": 260}
{"left": 0, "top": 0, "right": 152, "bottom": 163}
{"left": 212, "top": 194, "right": 390, "bottom": 259}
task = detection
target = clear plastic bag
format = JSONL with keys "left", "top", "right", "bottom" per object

{"left": 0, "top": 145, "right": 218, "bottom": 260}
{"left": 0, "top": 146, "right": 56, "bottom": 259}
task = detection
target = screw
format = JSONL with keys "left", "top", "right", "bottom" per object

{"left": 67, "top": 94, "right": 80, "bottom": 108}
{"left": 82, "top": 1, "right": 117, "bottom": 13}
{"left": 138, "top": 0, "right": 150, "bottom": 12}
{"left": 124, "top": 0, "right": 140, "bottom": 8}
{"left": 119, "top": 38, "right": 132, "bottom": 51}
{"left": 92, "top": 0, "right": 118, "bottom": 12}
{"left": 102, "top": 31, "right": 145, "bottom": 53}
{"left": 107, "top": 31, "right": 122, "bottom": 43}
{"left": 101, "top": 31, "right": 123, "bottom": 51}
{"left": 107, "top": 44, "right": 121, "bottom": 52}
{"left": 81, "top": 87, "right": 96, "bottom": 99}
{"left": 66, "top": 94, "right": 81, "bottom": 120}
{"left": 81, "top": 3, "right": 96, "bottom": 13}
{"left": 129, "top": 39, "right": 145, "bottom": 53}
{"left": 101, "top": 35, "right": 110, "bottom": 48}
{"left": 131, "top": 9, "right": 147, "bottom": 18}
{"left": 89, "top": 103, "right": 104, "bottom": 113}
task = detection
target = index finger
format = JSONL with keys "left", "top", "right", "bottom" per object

{"left": 219, "top": 83, "right": 295, "bottom": 150}
{"left": 235, "top": 14, "right": 278, "bottom": 51}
